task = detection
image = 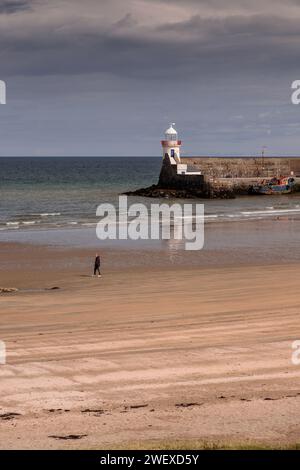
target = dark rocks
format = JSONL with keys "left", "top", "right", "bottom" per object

{"left": 0, "top": 412, "right": 21, "bottom": 420}
{"left": 0, "top": 287, "right": 18, "bottom": 294}
{"left": 126, "top": 404, "right": 149, "bottom": 410}
{"left": 48, "top": 434, "right": 87, "bottom": 440}
{"left": 81, "top": 408, "right": 106, "bottom": 416}
{"left": 47, "top": 409, "right": 70, "bottom": 413}
{"left": 175, "top": 402, "right": 203, "bottom": 408}
{"left": 124, "top": 184, "right": 235, "bottom": 200}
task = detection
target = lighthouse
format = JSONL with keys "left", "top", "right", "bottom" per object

{"left": 160, "top": 123, "right": 202, "bottom": 176}
{"left": 161, "top": 123, "right": 182, "bottom": 164}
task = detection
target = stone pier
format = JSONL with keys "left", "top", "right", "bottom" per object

{"left": 125, "top": 156, "right": 300, "bottom": 199}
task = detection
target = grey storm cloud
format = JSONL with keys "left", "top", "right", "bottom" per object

{"left": 1, "top": 0, "right": 300, "bottom": 156}
{"left": 0, "top": 0, "right": 300, "bottom": 79}
{"left": 0, "top": 0, "right": 31, "bottom": 14}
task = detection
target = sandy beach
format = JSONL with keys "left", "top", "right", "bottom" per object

{"left": 1, "top": 242, "right": 300, "bottom": 449}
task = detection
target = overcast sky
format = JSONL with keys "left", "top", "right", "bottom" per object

{"left": 1, "top": 0, "right": 300, "bottom": 156}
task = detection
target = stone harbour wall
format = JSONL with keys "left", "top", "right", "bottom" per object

{"left": 180, "top": 157, "right": 300, "bottom": 179}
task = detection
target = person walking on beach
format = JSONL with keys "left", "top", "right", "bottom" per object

{"left": 94, "top": 253, "right": 101, "bottom": 277}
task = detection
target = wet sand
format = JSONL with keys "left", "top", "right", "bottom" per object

{"left": 0, "top": 242, "right": 300, "bottom": 449}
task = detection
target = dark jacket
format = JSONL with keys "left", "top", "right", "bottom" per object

{"left": 94, "top": 256, "right": 100, "bottom": 267}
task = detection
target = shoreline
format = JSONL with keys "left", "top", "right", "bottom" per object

{"left": 1, "top": 212, "right": 300, "bottom": 286}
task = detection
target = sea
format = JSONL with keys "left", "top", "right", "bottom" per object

{"left": 0, "top": 157, "right": 300, "bottom": 263}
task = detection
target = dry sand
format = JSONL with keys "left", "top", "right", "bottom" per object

{"left": 0, "top": 243, "right": 300, "bottom": 449}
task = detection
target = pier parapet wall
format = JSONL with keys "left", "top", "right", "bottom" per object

{"left": 180, "top": 156, "right": 300, "bottom": 179}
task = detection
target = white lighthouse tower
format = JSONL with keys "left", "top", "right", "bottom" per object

{"left": 160, "top": 123, "right": 202, "bottom": 176}
{"left": 161, "top": 123, "right": 182, "bottom": 164}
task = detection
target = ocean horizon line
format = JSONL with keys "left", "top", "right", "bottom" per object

{"left": 2, "top": 154, "right": 300, "bottom": 159}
